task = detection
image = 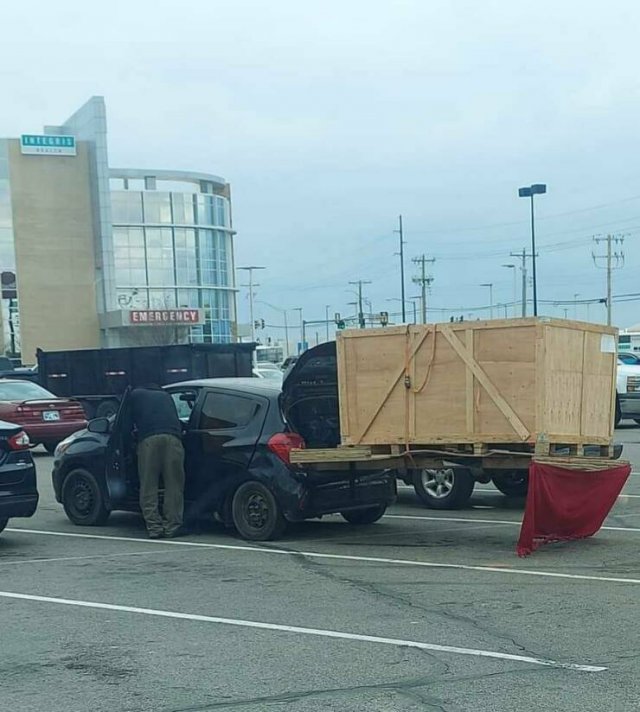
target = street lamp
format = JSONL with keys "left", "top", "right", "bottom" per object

{"left": 325, "top": 305, "right": 331, "bottom": 341}
{"left": 256, "top": 300, "right": 290, "bottom": 357}
{"left": 502, "top": 264, "right": 517, "bottom": 318}
{"left": 293, "top": 307, "right": 304, "bottom": 353}
{"left": 237, "top": 266, "right": 265, "bottom": 345}
{"left": 480, "top": 283, "right": 494, "bottom": 319}
{"left": 518, "top": 183, "right": 547, "bottom": 316}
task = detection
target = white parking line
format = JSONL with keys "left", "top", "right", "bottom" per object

{"left": 0, "top": 589, "right": 606, "bottom": 672}
{"left": 7, "top": 527, "right": 640, "bottom": 586}
{"left": 385, "top": 514, "right": 640, "bottom": 533}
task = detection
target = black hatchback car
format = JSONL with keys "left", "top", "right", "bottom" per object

{"left": 0, "top": 420, "right": 38, "bottom": 535}
{"left": 52, "top": 378, "right": 395, "bottom": 540}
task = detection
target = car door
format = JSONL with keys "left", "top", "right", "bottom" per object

{"left": 184, "top": 388, "right": 268, "bottom": 518}
{"left": 104, "top": 389, "right": 134, "bottom": 505}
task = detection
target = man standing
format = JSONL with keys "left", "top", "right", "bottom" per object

{"left": 129, "top": 384, "right": 185, "bottom": 539}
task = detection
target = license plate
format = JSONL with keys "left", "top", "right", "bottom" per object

{"left": 43, "top": 410, "right": 60, "bottom": 421}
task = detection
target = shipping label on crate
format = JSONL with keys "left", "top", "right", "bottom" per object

{"left": 600, "top": 334, "right": 616, "bottom": 353}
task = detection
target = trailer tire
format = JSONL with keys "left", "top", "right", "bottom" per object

{"left": 96, "top": 400, "right": 119, "bottom": 419}
{"left": 492, "top": 470, "right": 529, "bottom": 497}
{"left": 615, "top": 395, "right": 622, "bottom": 428}
{"left": 341, "top": 504, "right": 387, "bottom": 525}
{"left": 413, "top": 467, "right": 474, "bottom": 509}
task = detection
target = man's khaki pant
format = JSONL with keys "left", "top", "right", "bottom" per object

{"left": 137, "top": 434, "right": 185, "bottom": 536}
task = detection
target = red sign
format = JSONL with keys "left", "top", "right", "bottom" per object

{"left": 129, "top": 309, "right": 202, "bottom": 325}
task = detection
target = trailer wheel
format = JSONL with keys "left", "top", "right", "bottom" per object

{"left": 615, "top": 394, "right": 622, "bottom": 428}
{"left": 96, "top": 400, "right": 119, "bottom": 419}
{"left": 413, "top": 467, "right": 474, "bottom": 509}
{"left": 341, "top": 504, "right": 387, "bottom": 525}
{"left": 492, "top": 470, "right": 529, "bottom": 497}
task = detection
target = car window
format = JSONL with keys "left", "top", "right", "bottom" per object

{"left": 0, "top": 381, "right": 56, "bottom": 401}
{"left": 169, "top": 390, "right": 198, "bottom": 422}
{"left": 199, "top": 391, "right": 258, "bottom": 430}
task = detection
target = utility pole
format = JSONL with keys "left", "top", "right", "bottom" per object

{"left": 592, "top": 235, "right": 625, "bottom": 326}
{"left": 348, "top": 280, "right": 371, "bottom": 328}
{"left": 237, "top": 265, "right": 265, "bottom": 346}
{"left": 412, "top": 255, "right": 435, "bottom": 323}
{"left": 510, "top": 248, "right": 535, "bottom": 318}
{"left": 394, "top": 215, "right": 406, "bottom": 322}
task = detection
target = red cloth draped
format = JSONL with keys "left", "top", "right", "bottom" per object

{"left": 516, "top": 460, "right": 631, "bottom": 557}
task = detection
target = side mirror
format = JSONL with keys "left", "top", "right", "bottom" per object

{"left": 87, "top": 417, "right": 111, "bottom": 434}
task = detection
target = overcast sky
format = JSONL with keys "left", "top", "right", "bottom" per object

{"left": 2, "top": 0, "right": 640, "bottom": 340}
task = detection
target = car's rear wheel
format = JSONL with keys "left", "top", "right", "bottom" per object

{"left": 0, "top": 518, "right": 7, "bottom": 534}
{"left": 492, "top": 470, "right": 529, "bottom": 497}
{"left": 341, "top": 504, "right": 387, "bottom": 525}
{"left": 62, "top": 468, "right": 110, "bottom": 526}
{"left": 231, "top": 481, "right": 286, "bottom": 541}
{"left": 413, "top": 467, "right": 475, "bottom": 509}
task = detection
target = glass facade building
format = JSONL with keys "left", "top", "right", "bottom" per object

{"left": 110, "top": 174, "right": 235, "bottom": 343}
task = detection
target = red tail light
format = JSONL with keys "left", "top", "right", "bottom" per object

{"left": 267, "top": 432, "right": 305, "bottom": 465}
{"left": 8, "top": 431, "right": 30, "bottom": 450}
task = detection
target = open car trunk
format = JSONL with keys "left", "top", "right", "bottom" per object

{"left": 280, "top": 342, "right": 341, "bottom": 448}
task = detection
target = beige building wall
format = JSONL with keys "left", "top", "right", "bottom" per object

{"left": 7, "top": 140, "right": 100, "bottom": 362}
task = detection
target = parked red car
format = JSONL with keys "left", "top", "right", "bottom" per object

{"left": 0, "top": 380, "right": 87, "bottom": 453}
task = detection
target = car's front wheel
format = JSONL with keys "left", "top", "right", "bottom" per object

{"left": 231, "top": 481, "right": 286, "bottom": 541}
{"left": 0, "top": 518, "right": 7, "bottom": 534}
{"left": 413, "top": 467, "right": 475, "bottom": 509}
{"left": 61, "top": 468, "right": 110, "bottom": 526}
{"left": 341, "top": 504, "right": 387, "bottom": 525}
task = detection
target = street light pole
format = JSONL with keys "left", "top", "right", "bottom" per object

{"left": 293, "top": 307, "right": 304, "bottom": 352}
{"left": 502, "top": 264, "right": 517, "bottom": 317}
{"left": 395, "top": 215, "right": 406, "bottom": 322}
{"left": 237, "top": 265, "right": 265, "bottom": 345}
{"left": 518, "top": 184, "right": 547, "bottom": 317}
{"left": 481, "top": 283, "right": 494, "bottom": 319}
{"left": 325, "top": 304, "right": 330, "bottom": 341}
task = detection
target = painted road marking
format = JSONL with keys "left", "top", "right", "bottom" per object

{"left": 0, "top": 590, "right": 606, "bottom": 672}
{"left": 7, "top": 527, "right": 640, "bottom": 586}
{"left": 384, "top": 514, "right": 640, "bottom": 533}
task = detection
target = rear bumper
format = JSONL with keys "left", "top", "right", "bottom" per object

{"left": 288, "top": 471, "right": 397, "bottom": 521}
{"left": 24, "top": 421, "right": 87, "bottom": 444}
{"left": 0, "top": 492, "right": 38, "bottom": 519}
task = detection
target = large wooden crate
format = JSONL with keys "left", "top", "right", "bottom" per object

{"left": 337, "top": 318, "right": 618, "bottom": 448}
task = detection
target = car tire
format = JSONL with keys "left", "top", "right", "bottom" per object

{"left": 615, "top": 395, "right": 622, "bottom": 428}
{"left": 96, "top": 400, "right": 119, "bottom": 419}
{"left": 62, "top": 468, "right": 110, "bottom": 526}
{"left": 44, "top": 442, "right": 59, "bottom": 455}
{"left": 341, "top": 504, "right": 387, "bottom": 525}
{"left": 413, "top": 467, "right": 474, "bottom": 509}
{"left": 231, "top": 481, "right": 286, "bottom": 541}
{"left": 0, "top": 518, "right": 7, "bottom": 534}
{"left": 492, "top": 470, "right": 529, "bottom": 497}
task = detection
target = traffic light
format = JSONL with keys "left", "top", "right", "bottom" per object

{"left": 379, "top": 311, "right": 389, "bottom": 326}
{"left": 337, "top": 320, "right": 346, "bottom": 330}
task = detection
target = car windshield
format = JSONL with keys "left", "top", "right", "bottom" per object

{"left": 0, "top": 382, "right": 56, "bottom": 401}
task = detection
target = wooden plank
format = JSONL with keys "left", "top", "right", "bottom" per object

{"left": 465, "top": 329, "right": 474, "bottom": 435}
{"left": 350, "top": 326, "right": 434, "bottom": 445}
{"left": 336, "top": 332, "right": 350, "bottom": 442}
{"left": 439, "top": 325, "right": 530, "bottom": 440}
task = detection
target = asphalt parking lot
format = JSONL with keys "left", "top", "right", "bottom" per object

{"left": 2, "top": 428, "right": 640, "bottom": 712}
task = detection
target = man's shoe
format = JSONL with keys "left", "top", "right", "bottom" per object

{"left": 148, "top": 531, "right": 164, "bottom": 539}
{"left": 164, "top": 527, "right": 187, "bottom": 539}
